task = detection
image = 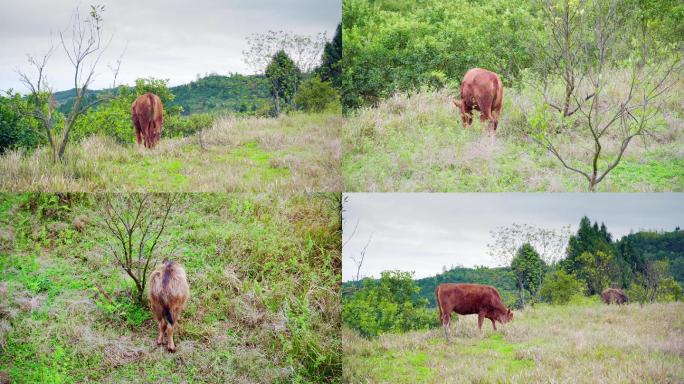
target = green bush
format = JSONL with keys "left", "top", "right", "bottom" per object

{"left": 540, "top": 270, "right": 585, "bottom": 305}
{"left": 165, "top": 113, "right": 215, "bottom": 138}
{"left": 0, "top": 93, "right": 42, "bottom": 152}
{"left": 656, "top": 277, "right": 683, "bottom": 302}
{"left": 294, "top": 77, "right": 341, "bottom": 113}
{"left": 342, "top": 270, "right": 438, "bottom": 337}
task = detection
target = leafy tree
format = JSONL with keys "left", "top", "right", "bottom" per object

{"left": 294, "top": 76, "right": 340, "bottom": 113}
{"left": 510, "top": 243, "right": 544, "bottom": 307}
{"left": 576, "top": 251, "right": 618, "bottom": 295}
{"left": 562, "top": 217, "right": 618, "bottom": 282}
{"left": 656, "top": 277, "right": 683, "bottom": 302}
{"left": 319, "top": 23, "right": 342, "bottom": 89}
{"left": 342, "top": 270, "right": 437, "bottom": 337}
{"left": 265, "top": 51, "right": 300, "bottom": 116}
{"left": 539, "top": 269, "right": 584, "bottom": 305}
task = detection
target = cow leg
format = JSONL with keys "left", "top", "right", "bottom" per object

{"left": 462, "top": 106, "right": 473, "bottom": 127}
{"left": 477, "top": 313, "right": 484, "bottom": 333}
{"left": 133, "top": 117, "right": 143, "bottom": 146}
{"left": 156, "top": 319, "right": 166, "bottom": 345}
{"left": 442, "top": 311, "right": 451, "bottom": 343}
{"left": 490, "top": 318, "right": 497, "bottom": 331}
{"left": 166, "top": 322, "right": 176, "bottom": 352}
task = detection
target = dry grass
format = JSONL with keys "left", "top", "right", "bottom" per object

{"left": 343, "top": 74, "right": 684, "bottom": 191}
{"left": 0, "top": 112, "right": 342, "bottom": 192}
{"left": 343, "top": 300, "right": 684, "bottom": 383}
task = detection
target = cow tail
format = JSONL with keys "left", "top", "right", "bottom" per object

{"left": 163, "top": 305, "right": 174, "bottom": 325}
{"left": 435, "top": 285, "right": 443, "bottom": 323}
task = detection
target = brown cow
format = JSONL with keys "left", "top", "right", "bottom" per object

{"left": 131, "top": 92, "right": 164, "bottom": 148}
{"left": 601, "top": 288, "right": 628, "bottom": 305}
{"left": 435, "top": 283, "right": 513, "bottom": 342}
{"left": 149, "top": 259, "right": 189, "bottom": 352}
{"left": 452, "top": 68, "right": 504, "bottom": 132}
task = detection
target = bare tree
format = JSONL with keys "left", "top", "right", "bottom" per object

{"left": 100, "top": 193, "right": 177, "bottom": 304}
{"left": 17, "top": 5, "right": 117, "bottom": 163}
{"left": 522, "top": 0, "right": 682, "bottom": 190}
{"left": 487, "top": 223, "right": 572, "bottom": 267}
{"left": 242, "top": 30, "right": 327, "bottom": 74}
{"left": 351, "top": 234, "right": 373, "bottom": 282}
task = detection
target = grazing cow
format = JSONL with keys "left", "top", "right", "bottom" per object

{"left": 149, "top": 259, "right": 189, "bottom": 352}
{"left": 131, "top": 92, "right": 164, "bottom": 149}
{"left": 452, "top": 68, "right": 504, "bottom": 132}
{"left": 435, "top": 283, "right": 513, "bottom": 342}
{"left": 601, "top": 288, "right": 628, "bottom": 305}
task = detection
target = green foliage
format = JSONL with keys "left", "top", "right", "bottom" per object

{"left": 294, "top": 76, "right": 341, "bottom": 113}
{"left": 577, "top": 251, "right": 617, "bottom": 295}
{"left": 616, "top": 229, "right": 684, "bottom": 287}
{"left": 265, "top": 50, "right": 300, "bottom": 115}
{"left": 342, "top": 270, "right": 437, "bottom": 337}
{"left": 342, "top": 0, "right": 543, "bottom": 108}
{"left": 0, "top": 93, "right": 42, "bottom": 152}
{"left": 319, "top": 23, "right": 342, "bottom": 89}
{"left": 164, "top": 113, "right": 215, "bottom": 138}
{"left": 511, "top": 243, "right": 544, "bottom": 305}
{"left": 655, "top": 277, "right": 683, "bottom": 302}
{"left": 540, "top": 270, "right": 584, "bottom": 305}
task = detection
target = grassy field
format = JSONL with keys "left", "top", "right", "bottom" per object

{"left": 0, "top": 112, "right": 342, "bottom": 192}
{"left": 343, "top": 298, "right": 684, "bottom": 383}
{"left": 343, "top": 88, "right": 684, "bottom": 192}
{"left": 0, "top": 193, "right": 341, "bottom": 383}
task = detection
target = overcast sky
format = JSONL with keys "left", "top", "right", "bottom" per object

{"left": 342, "top": 193, "right": 684, "bottom": 281}
{"left": 0, "top": 0, "right": 340, "bottom": 92}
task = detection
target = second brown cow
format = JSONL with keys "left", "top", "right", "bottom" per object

{"left": 435, "top": 283, "right": 513, "bottom": 342}
{"left": 452, "top": 68, "right": 504, "bottom": 132}
{"left": 131, "top": 92, "right": 164, "bottom": 149}
{"left": 601, "top": 288, "right": 628, "bottom": 305}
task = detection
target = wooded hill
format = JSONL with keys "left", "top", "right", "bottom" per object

{"left": 53, "top": 73, "right": 271, "bottom": 116}
{"left": 344, "top": 228, "right": 684, "bottom": 308}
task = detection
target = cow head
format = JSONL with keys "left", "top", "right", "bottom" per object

{"left": 500, "top": 308, "right": 513, "bottom": 324}
{"left": 452, "top": 98, "right": 472, "bottom": 127}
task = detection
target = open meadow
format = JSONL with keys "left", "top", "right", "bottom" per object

{"left": 343, "top": 88, "right": 684, "bottom": 192}
{"left": 0, "top": 193, "right": 341, "bottom": 383}
{"left": 343, "top": 299, "right": 684, "bottom": 383}
{"left": 0, "top": 113, "right": 342, "bottom": 192}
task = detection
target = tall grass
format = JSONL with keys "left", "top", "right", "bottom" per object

{"left": 343, "top": 299, "right": 684, "bottom": 383}
{"left": 0, "top": 112, "right": 342, "bottom": 192}
{"left": 343, "top": 74, "right": 684, "bottom": 191}
{"left": 0, "top": 193, "right": 341, "bottom": 383}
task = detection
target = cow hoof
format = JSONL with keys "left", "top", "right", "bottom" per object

{"left": 167, "top": 346, "right": 176, "bottom": 353}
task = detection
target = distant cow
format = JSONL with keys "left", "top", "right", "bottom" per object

{"left": 435, "top": 283, "right": 513, "bottom": 342}
{"left": 149, "top": 259, "right": 189, "bottom": 352}
{"left": 131, "top": 92, "right": 164, "bottom": 148}
{"left": 452, "top": 68, "right": 504, "bottom": 132}
{"left": 601, "top": 288, "right": 628, "bottom": 305}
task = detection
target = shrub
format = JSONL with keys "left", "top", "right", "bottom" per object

{"left": 294, "top": 76, "right": 341, "bottom": 113}
{"left": 165, "top": 113, "right": 215, "bottom": 138}
{"left": 540, "top": 270, "right": 585, "bottom": 305}
{"left": 342, "top": 270, "right": 438, "bottom": 337}
{"left": 655, "top": 277, "right": 683, "bottom": 302}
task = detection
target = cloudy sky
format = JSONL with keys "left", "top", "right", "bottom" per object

{"left": 342, "top": 193, "right": 684, "bottom": 281}
{"left": 0, "top": 0, "right": 340, "bottom": 92}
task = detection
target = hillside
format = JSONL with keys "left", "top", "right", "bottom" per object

{"left": 415, "top": 267, "right": 517, "bottom": 307}
{"left": 617, "top": 230, "right": 684, "bottom": 285}
{"left": 53, "top": 73, "right": 272, "bottom": 116}
{"left": 343, "top": 299, "right": 684, "bottom": 383}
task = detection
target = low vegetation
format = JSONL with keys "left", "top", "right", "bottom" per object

{"left": 0, "top": 193, "right": 341, "bottom": 383}
{"left": 0, "top": 112, "right": 342, "bottom": 192}
{"left": 343, "top": 298, "right": 684, "bottom": 383}
{"left": 343, "top": 87, "right": 684, "bottom": 191}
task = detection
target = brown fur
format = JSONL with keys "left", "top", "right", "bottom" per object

{"left": 452, "top": 68, "right": 504, "bottom": 132}
{"left": 601, "top": 288, "right": 628, "bottom": 305}
{"left": 435, "top": 283, "right": 513, "bottom": 342}
{"left": 148, "top": 259, "right": 189, "bottom": 352}
{"left": 131, "top": 92, "right": 164, "bottom": 149}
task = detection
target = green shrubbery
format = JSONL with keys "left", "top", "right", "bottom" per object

{"left": 295, "top": 76, "right": 341, "bottom": 113}
{"left": 342, "top": 270, "right": 438, "bottom": 337}
{"left": 540, "top": 270, "right": 585, "bottom": 305}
